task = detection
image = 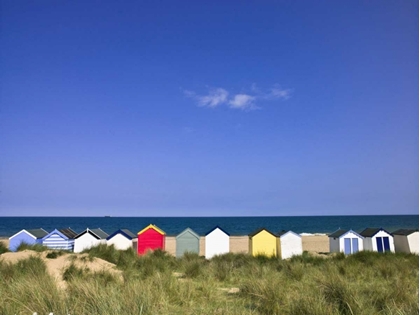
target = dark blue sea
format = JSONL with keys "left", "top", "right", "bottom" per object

{"left": 0, "top": 215, "right": 418, "bottom": 237}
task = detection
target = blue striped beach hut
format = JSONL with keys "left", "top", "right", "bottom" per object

{"left": 9, "top": 229, "right": 48, "bottom": 252}
{"left": 42, "top": 228, "right": 77, "bottom": 251}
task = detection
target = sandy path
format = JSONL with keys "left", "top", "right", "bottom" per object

{"left": 0, "top": 250, "right": 122, "bottom": 289}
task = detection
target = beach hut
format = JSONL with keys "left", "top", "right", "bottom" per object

{"left": 176, "top": 228, "right": 200, "bottom": 258}
{"left": 329, "top": 229, "right": 364, "bottom": 255}
{"left": 392, "top": 229, "right": 419, "bottom": 254}
{"left": 249, "top": 228, "right": 279, "bottom": 257}
{"left": 137, "top": 224, "right": 166, "bottom": 255}
{"left": 360, "top": 228, "right": 394, "bottom": 253}
{"left": 106, "top": 229, "right": 137, "bottom": 250}
{"left": 8, "top": 229, "right": 48, "bottom": 252}
{"left": 205, "top": 226, "right": 230, "bottom": 259}
{"left": 74, "top": 228, "right": 109, "bottom": 253}
{"left": 278, "top": 230, "right": 303, "bottom": 259}
{"left": 42, "top": 228, "right": 77, "bottom": 251}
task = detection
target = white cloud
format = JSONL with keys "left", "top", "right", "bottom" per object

{"left": 196, "top": 88, "right": 229, "bottom": 108}
{"left": 268, "top": 86, "right": 292, "bottom": 100}
{"left": 184, "top": 84, "right": 291, "bottom": 111}
{"left": 228, "top": 94, "right": 257, "bottom": 110}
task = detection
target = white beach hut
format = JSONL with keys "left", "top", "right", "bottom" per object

{"left": 329, "top": 229, "right": 364, "bottom": 255}
{"left": 74, "top": 228, "right": 109, "bottom": 253}
{"left": 278, "top": 230, "right": 303, "bottom": 259}
{"left": 106, "top": 229, "right": 137, "bottom": 250}
{"left": 205, "top": 226, "right": 230, "bottom": 259}
{"left": 360, "top": 228, "right": 394, "bottom": 253}
{"left": 392, "top": 229, "right": 419, "bottom": 254}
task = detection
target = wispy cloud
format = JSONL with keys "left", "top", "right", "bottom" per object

{"left": 268, "top": 86, "right": 292, "bottom": 100}
{"left": 229, "top": 94, "right": 257, "bottom": 110}
{"left": 184, "top": 84, "right": 292, "bottom": 111}
{"left": 184, "top": 88, "right": 228, "bottom": 108}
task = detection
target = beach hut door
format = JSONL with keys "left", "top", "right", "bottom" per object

{"left": 344, "top": 238, "right": 351, "bottom": 254}
{"left": 383, "top": 237, "right": 390, "bottom": 251}
{"left": 344, "top": 238, "right": 359, "bottom": 254}
{"left": 352, "top": 238, "right": 359, "bottom": 253}
{"left": 376, "top": 237, "right": 390, "bottom": 252}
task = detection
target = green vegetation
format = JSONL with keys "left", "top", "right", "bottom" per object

{"left": 46, "top": 250, "right": 65, "bottom": 259}
{"left": 0, "top": 242, "right": 8, "bottom": 254}
{"left": 0, "top": 247, "right": 418, "bottom": 315}
{"left": 16, "top": 242, "right": 49, "bottom": 252}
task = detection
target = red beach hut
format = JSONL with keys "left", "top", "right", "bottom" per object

{"left": 137, "top": 224, "right": 166, "bottom": 255}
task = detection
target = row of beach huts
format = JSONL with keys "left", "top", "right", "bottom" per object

{"left": 7, "top": 224, "right": 419, "bottom": 259}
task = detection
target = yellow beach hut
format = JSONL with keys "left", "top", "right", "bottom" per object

{"left": 249, "top": 228, "right": 279, "bottom": 257}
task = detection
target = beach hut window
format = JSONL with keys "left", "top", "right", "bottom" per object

{"left": 344, "top": 238, "right": 359, "bottom": 254}
{"left": 376, "top": 237, "right": 390, "bottom": 252}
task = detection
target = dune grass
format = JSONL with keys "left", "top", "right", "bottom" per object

{"left": 0, "top": 247, "right": 418, "bottom": 315}
{"left": 16, "top": 242, "right": 49, "bottom": 252}
{"left": 0, "top": 241, "right": 8, "bottom": 254}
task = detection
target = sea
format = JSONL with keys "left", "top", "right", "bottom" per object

{"left": 0, "top": 215, "right": 418, "bottom": 237}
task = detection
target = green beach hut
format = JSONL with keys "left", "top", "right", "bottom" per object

{"left": 176, "top": 228, "right": 200, "bottom": 258}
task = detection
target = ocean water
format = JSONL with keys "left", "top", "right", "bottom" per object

{"left": 0, "top": 215, "right": 418, "bottom": 237}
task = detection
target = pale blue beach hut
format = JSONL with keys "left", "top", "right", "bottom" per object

{"left": 8, "top": 229, "right": 48, "bottom": 252}
{"left": 176, "top": 228, "right": 200, "bottom": 258}
{"left": 42, "top": 228, "right": 77, "bottom": 251}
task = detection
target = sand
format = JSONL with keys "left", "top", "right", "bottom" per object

{"left": 165, "top": 236, "right": 177, "bottom": 256}
{"left": 229, "top": 236, "right": 249, "bottom": 254}
{"left": 199, "top": 237, "right": 206, "bottom": 256}
{"left": 301, "top": 234, "right": 329, "bottom": 253}
{"left": 0, "top": 249, "right": 122, "bottom": 289}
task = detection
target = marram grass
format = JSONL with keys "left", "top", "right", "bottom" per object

{"left": 0, "top": 247, "right": 418, "bottom": 315}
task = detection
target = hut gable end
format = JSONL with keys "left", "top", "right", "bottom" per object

{"left": 205, "top": 226, "right": 230, "bottom": 259}
{"left": 42, "top": 229, "right": 75, "bottom": 251}
{"left": 137, "top": 224, "right": 166, "bottom": 255}
{"left": 176, "top": 228, "right": 200, "bottom": 258}
{"left": 249, "top": 228, "right": 279, "bottom": 257}
{"left": 9, "top": 229, "right": 47, "bottom": 252}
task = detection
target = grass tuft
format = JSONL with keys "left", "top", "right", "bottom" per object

{"left": 16, "top": 242, "right": 49, "bottom": 252}
{"left": 0, "top": 242, "right": 8, "bottom": 254}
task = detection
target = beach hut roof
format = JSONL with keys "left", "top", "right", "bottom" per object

{"left": 106, "top": 229, "right": 137, "bottom": 240}
{"left": 91, "top": 228, "right": 108, "bottom": 239}
{"left": 328, "top": 229, "right": 348, "bottom": 238}
{"left": 359, "top": 228, "right": 391, "bottom": 238}
{"left": 176, "top": 228, "right": 200, "bottom": 239}
{"left": 138, "top": 224, "right": 165, "bottom": 235}
{"left": 27, "top": 228, "right": 48, "bottom": 238}
{"left": 205, "top": 225, "right": 230, "bottom": 236}
{"left": 329, "top": 229, "right": 363, "bottom": 239}
{"left": 392, "top": 229, "right": 418, "bottom": 236}
{"left": 42, "top": 228, "right": 76, "bottom": 241}
{"left": 75, "top": 228, "right": 109, "bottom": 240}
{"left": 9, "top": 228, "right": 48, "bottom": 240}
{"left": 59, "top": 228, "right": 77, "bottom": 239}
{"left": 248, "top": 227, "right": 277, "bottom": 238}
{"left": 278, "top": 230, "right": 301, "bottom": 238}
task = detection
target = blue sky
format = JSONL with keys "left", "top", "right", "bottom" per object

{"left": 1, "top": 1, "right": 418, "bottom": 216}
